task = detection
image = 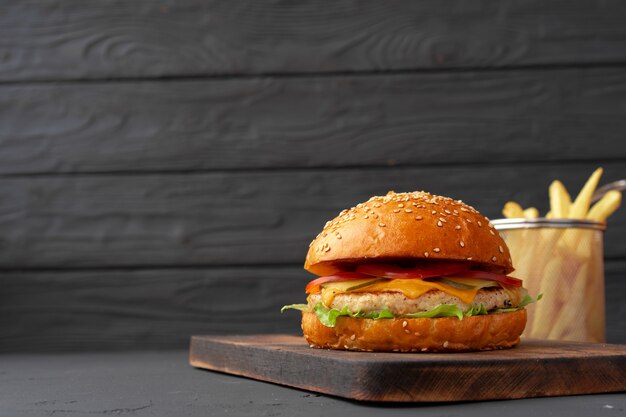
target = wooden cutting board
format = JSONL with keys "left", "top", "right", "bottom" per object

{"left": 189, "top": 334, "right": 626, "bottom": 402}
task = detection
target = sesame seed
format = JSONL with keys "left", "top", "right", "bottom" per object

{"left": 324, "top": 246, "right": 331, "bottom": 252}
{"left": 405, "top": 209, "right": 412, "bottom": 213}
{"left": 424, "top": 251, "right": 429, "bottom": 258}
{"left": 374, "top": 203, "right": 381, "bottom": 208}
{"left": 490, "top": 230, "right": 495, "bottom": 235}
{"left": 443, "top": 341, "right": 449, "bottom": 348}
{"left": 415, "top": 216, "right": 423, "bottom": 220}
{"left": 439, "top": 217, "right": 447, "bottom": 223}
{"left": 492, "top": 256, "right": 497, "bottom": 262}
{"left": 466, "top": 219, "right": 472, "bottom": 223}
{"left": 398, "top": 203, "right": 404, "bottom": 208}
{"left": 477, "top": 221, "right": 482, "bottom": 227}
{"left": 393, "top": 209, "right": 401, "bottom": 213}
{"left": 402, "top": 321, "right": 408, "bottom": 327}
{"left": 499, "top": 245, "right": 504, "bottom": 253}
{"left": 421, "top": 348, "right": 428, "bottom": 352}
{"left": 364, "top": 215, "right": 369, "bottom": 219}
{"left": 455, "top": 225, "right": 461, "bottom": 230}
{"left": 433, "top": 247, "right": 441, "bottom": 253}
{"left": 336, "top": 233, "right": 342, "bottom": 239}
{"left": 414, "top": 332, "right": 420, "bottom": 336}
{"left": 404, "top": 329, "right": 410, "bottom": 334}
{"left": 444, "top": 209, "right": 451, "bottom": 214}
{"left": 437, "top": 221, "right": 443, "bottom": 227}
{"left": 344, "top": 345, "right": 349, "bottom": 349}
{"left": 310, "top": 344, "right": 315, "bottom": 348}
{"left": 350, "top": 334, "right": 356, "bottom": 340}
{"left": 431, "top": 210, "right": 437, "bottom": 215}
{"left": 379, "top": 222, "right": 386, "bottom": 227}
{"left": 460, "top": 241, "right": 465, "bottom": 247}
{"left": 467, "top": 257, "right": 473, "bottom": 260}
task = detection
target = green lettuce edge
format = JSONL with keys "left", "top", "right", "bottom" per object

{"left": 492, "top": 293, "right": 543, "bottom": 314}
{"left": 281, "top": 294, "right": 542, "bottom": 328}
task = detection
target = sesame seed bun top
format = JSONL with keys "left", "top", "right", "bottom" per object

{"left": 304, "top": 191, "right": 513, "bottom": 276}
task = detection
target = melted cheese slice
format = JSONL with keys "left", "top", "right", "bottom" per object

{"left": 321, "top": 278, "right": 481, "bottom": 306}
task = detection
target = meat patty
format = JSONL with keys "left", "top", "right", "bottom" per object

{"left": 307, "top": 287, "right": 527, "bottom": 315}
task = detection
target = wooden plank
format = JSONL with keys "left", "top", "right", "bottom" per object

{"left": 605, "top": 260, "right": 626, "bottom": 344}
{"left": 2, "top": 1, "right": 626, "bottom": 81}
{"left": 1, "top": 260, "right": 623, "bottom": 352}
{"left": 2, "top": 68, "right": 626, "bottom": 174}
{"left": 189, "top": 335, "right": 626, "bottom": 402}
{"left": 0, "top": 162, "right": 624, "bottom": 269}
{"left": 0, "top": 266, "right": 307, "bottom": 353}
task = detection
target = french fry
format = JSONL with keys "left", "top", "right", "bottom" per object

{"left": 529, "top": 258, "right": 563, "bottom": 339}
{"left": 569, "top": 167, "right": 603, "bottom": 219}
{"left": 499, "top": 167, "right": 621, "bottom": 343}
{"left": 547, "top": 261, "right": 591, "bottom": 340}
{"left": 549, "top": 180, "right": 571, "bottom": 218}
{"left": 554, "top": 169, "right": 603, "bottom": 258}
{"left": 585, "top": 252, "right": 607, "bottom": 342}
{"left": 523, "top": 207, "right": 539, "bottom": 218}
{"left": 502, "top": 201, "right": 524, "bottom": 218}
{"left": 587, "top": 190, "right": 622, "bottom": 222}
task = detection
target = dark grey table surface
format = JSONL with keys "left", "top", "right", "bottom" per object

{"left": 1, "top": 350, "right": 624, "bottom": 417}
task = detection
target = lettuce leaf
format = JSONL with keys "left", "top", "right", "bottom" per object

{"left": 493, "top": 293, "right": 543, "bottom": 314}
{"left": 402, "top": 304, "right": 465, "bottom": 320}
{"left": 465, "top": 303, "right": 489, "bottom": 316}
{"left": 314, "top": 303, "right": 394, "bottom": 327}
{"left": 280, "top": 304, "right": 308, "bottom": 313}
{"left": 281, "top": 293, "right": 542, "bottom": 328}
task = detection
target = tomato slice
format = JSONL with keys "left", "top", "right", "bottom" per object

{"left": 304, "top": 264, "right": 522, "bottom": 294}
{"left": 451, "top": 270, "right": 523, "bottom": 287}
{"left": 305, "top": 272, "right": 371, "bottom": 294}
{"left": 356, "top": 262, "right": 469, "bottom": 280}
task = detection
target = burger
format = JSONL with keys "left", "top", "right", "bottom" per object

{"left": 282, "top": 191, "right": 540, "bottom": 352}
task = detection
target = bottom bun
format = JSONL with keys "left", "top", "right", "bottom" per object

{"left": 301, "top": 309, "right": 527, "bottom": 352}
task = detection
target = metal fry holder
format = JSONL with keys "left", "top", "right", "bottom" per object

{"left": 492, "top": 218, "right": 606, "bottom": 343}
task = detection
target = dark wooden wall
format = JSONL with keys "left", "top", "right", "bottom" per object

{"left": 2, "top": 1, "right": 626, "bottom": 352}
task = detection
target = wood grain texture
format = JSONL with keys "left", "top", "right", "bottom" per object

{"left": 4, "top": 0, "right": 626, "bottom": 356}
{"left": 3, "top": 1, "right": 626, "bottom": 82}
{"left": 605, "top": 260, "right": 626, "bottom": 344}
{"left": 0, "top": 258, "right": 624, "bottom": 353}
{"left": 1, "top": 162, "right": 624, "bottom": 269}
{"left": 2, "top": 68, "right": 626, "bottom": 174}
{"left": 0, "top": 266, "right": 307, "bottom": 353}
{"left": 189, "top": 335, "right": 626, "bottom": 402}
